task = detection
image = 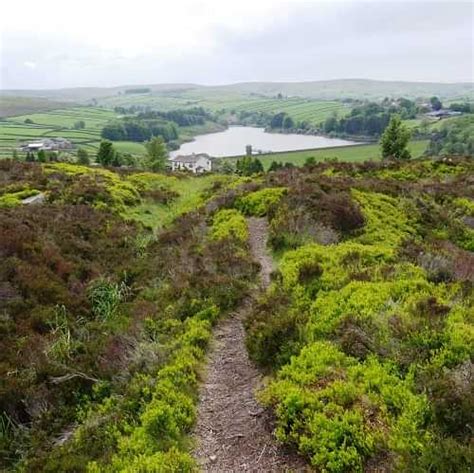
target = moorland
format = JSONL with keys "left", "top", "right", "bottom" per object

{"left": 0, "top": 80, "right": 473, "bottom": 472}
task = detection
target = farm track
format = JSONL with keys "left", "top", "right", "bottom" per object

{"left": 193, "top": 218, "right": 308, "bottom": 472}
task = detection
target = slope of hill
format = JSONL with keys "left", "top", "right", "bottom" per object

{"left": 1, "top": 157, "right": 472, "bottom": 472}
{"left": 214, "top": 79, "right": 474, "bottom": 100}
{"left": 2, "top": 79, "right": 472, "bottom": 103}
{"left": 0, "top": 96, "right": 75, "bottom": 118}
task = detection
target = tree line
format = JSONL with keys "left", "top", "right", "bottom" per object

{"left": 136, "top": 107, "right": 213, "bottom": 127}
{"left": 101, "top": 118, "right": 178, "bottom": 143}
{"left": 426, "top": 115, "right": 474, "bottom": 156}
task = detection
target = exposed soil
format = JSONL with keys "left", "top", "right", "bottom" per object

{"left": 193, "top": 218, "right": 308, "bottom": 472}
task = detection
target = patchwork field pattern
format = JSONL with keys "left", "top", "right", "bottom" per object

{"left": 0, "top": 107, "right": 120, "bottom": 158}
{"left": 100, "top": 90, "right": 351, "bottom": 125}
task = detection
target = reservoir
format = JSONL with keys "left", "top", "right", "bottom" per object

{"left": 170, "top": 126, "right": 357, "bottom": 158}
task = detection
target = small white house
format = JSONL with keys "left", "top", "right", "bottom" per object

{"left": 170, "top": 153, "right": 213, "bottom": 173}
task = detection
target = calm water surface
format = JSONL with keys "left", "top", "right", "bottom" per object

{"left": 170, "top": 126, "right": 357, "bottom": 158}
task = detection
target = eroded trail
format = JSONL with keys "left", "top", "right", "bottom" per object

{"left": 193, "top": 218, "right": 307, "bottom": 472}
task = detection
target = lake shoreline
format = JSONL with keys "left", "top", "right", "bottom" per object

{"left": 170, "top": 125, "right": 360, "bottom": 158}
{"left": 263, "top": 126, "right": 376, "bottom": 144}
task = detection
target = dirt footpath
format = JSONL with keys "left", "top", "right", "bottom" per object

{"left": 193, "top": 218, "right": 308, "bottom": 472}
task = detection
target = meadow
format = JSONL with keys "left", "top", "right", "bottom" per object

{"left": 228, "top": 140, "right": 429, "bottom": 169}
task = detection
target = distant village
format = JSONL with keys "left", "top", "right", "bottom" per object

{"left": 20, "top": 137, "right": 73, "bottom": 152}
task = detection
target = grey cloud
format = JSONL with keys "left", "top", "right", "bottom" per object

{"left": 1, "top": 1, "right": 472, "bottom": 89}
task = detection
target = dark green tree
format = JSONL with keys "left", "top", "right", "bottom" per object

{"left": 96, "top": 140, "right": 116, "bottom": 166}
{"left": 251, "top": 158, "right": 264, "bottom": 174}
{"left": 430, "top": 96, "right": 442, "bottom": 111}
{"left": 236, "top": 156, "right": 264, "bottom": 176}
{"left": 380, "top": 115, "right": 411, "bottom": 160}
{"left": 73, "top": 120, "right": 86, "bottom": 130}
{"left": 37, "top": 149, "right": 47, "bottom": 163}
{"left": 270, "top": 112, "right": 286, "bottom": 129}
{"left": 111, "top": 152, "right": 123, "bottom": 167}
{"left": 101, "top": 122, "right": 127, "bottom": 141}
{"left": 77, "top": 148, "right": 90, "bottom": 165}
{"left": 145, "top": 136, "right": 168, "bottom": 171}
{"left": 268, "top": 160, "right": 283, "bottom": 172}
{"left": 283, "top": 115, "right": 294, "bottom": 129}
{"left": 323, "top": 115, "right": 338, "bottom": 133}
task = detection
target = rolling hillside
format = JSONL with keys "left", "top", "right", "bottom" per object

{"left": 2, "top": 79, "right": 472, "bottom": 103}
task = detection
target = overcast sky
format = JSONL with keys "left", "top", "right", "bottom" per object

{"left": 0, "top": 0, "right": 472, "bottom": 89}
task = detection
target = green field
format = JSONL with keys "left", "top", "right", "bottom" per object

{"left": 100, "top": 90, "right": 350, "bottom": 126}
{"left": 226, "top": 140, "right": 429, "bottom": 169}
{"left": 0, "top": 105, "right": 226, "bottom": 159}
{"left": 0, "top": 107, "right": 133, "bottom": 158}
{"left": 228, "top": 98, "right": 349, "bottom": 125}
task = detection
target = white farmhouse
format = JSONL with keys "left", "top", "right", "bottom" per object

{"left": 170, "top": 153, "right": 213, "bottom": 173}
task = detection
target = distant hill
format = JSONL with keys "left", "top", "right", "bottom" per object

{"left": 1, "top": 79, "right": 472, "bottom": 103}
{"left": 0, "top": 84, "right": 200, "bottom": 103}
{"left": 213, "top": 79, "right": 474, "bottom": 101}
{"left": 0, "top": 96, "right": 76, "bottom": 118}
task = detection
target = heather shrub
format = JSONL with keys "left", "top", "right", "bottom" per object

{"left": 250, "top": 162, "right": 473, "bottom": 471}
{"left": 127, "top": 173, "right": 179, "bottom": 203}
{"left": 266, "top": 183, "right": 365, "bottom": 251}
{"left": 127, "top": 172, "right": 178, "bottom": 192}
{"left": 245, "top": 292, "right": 306, "bottom": 368}
{"left": 352, "top": 189, "right": 417, "bottom": 249}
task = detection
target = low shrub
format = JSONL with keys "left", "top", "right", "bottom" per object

{"left": 0, "top": 188, "right": 41, "bottom": 207}
{"left": 236, "top": 187, "right": 287, "bottom": 216}
{"left": 210, "top": 208, "right": 248, "bottom": 242}
{"left": 245, "top": 292, "right": 305, "bottom": 368}
{"left": 248, "top": 160, "right": 473, "bottom": 471}
{"left": 261, "top": 343, "right": 431, "bottom": 472}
